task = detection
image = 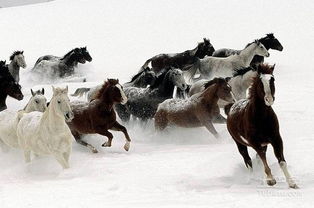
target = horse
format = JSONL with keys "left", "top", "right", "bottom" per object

{"left": 115, "top": 68, "right": 187, "bottom": 122}
{"left": 67, "top": 79, "right": 131, "bottom": 153}
{"left": 17, "top": 86, "right": 74, "bottom": 169}
{"left": 183, "top": 40, "right": 269, "bottom": 83}
{"left": 71, "top": 68, "right": 157, "bottom": 101}
{"left": 0, "top": 62, "right": 24, "bottom": 111}
{"left": 140, "top": 38, "right": 215, "bottom": 73}
{"left": 226, "top": 64, "right": 298, "bottom": 188}
{"left": 213, "top": 33, "right": 283, "bottom": 67}
{"left": 188, "top": 67, "right": 258, "bottom": 104}
{"left": 7, "top": 51, "right": 27, "bottom": 83}
{"left": 32, "top": 48, "right": 87, "bottom": 78}
{"left": 0, "top": 88, "right": 47, "bottom": 150}
{"left": 154, "top": 78, "right": 234, "bottom": 138}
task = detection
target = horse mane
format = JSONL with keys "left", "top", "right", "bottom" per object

{"left": 233, "top": 67, "right": 255, "bottom": 77}
{"left": 149, "top": 69, "right": 168, "bottom": 89}
{"left": 61, "top": 48, "right": 80, "bottom": 60}
{"left": 95, "top": 79, "right": 119, "bottom": 99}
{"left": 9, "top": 51, "right": 23, "bottom": 60}
{"left": 129, "top": 69, "right": 146, "bottom": 83}
{"left": 245, "top": 39, "right": 261, "bottom": 48}
{"left": 203, "top": 78, "right": 225, "bottom": 89}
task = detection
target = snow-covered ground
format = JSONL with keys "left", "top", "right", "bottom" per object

{"left": 0, "top": 0, "right": 314, "bottom": 207}
{"left": 0, "top": 0, "right": 53, "bottom": 8}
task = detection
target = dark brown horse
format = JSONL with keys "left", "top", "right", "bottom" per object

{"left": 141, "top": 38, "right": 215, "bottom": 73}
{"left": 154, "top": 78, "right": 234, "bottom": 138}
{"left": 226, "top": 64, "right": 298, "bottom": 188}
{"left": 67, "top": 79, "right": 131, "bottom": 153}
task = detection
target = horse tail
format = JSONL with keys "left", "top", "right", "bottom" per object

{"left": 71, "top": 87, "right": 91, "bottom": 97}
{"left": 139, "top": 58, "right": 152, "bottom": 72}
{"left": 182, "top": 59, "right": 200, "bottom": 85}
{"left": 224, "top": 103, "right": 233, "bottom": 116}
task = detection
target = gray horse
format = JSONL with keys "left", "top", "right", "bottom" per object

{"left": 8, "top": 51, "right": 27, "bottom": 83}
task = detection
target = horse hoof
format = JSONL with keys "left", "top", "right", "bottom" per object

{"left": 102, "top": 142, "right": 111, "bottom": 147}
{"left": 289, "top": 183, "right": 299, "bottom": 189}
{"left": 124, "top": 142, "right": 130, "bottom": 151}
{"left": 267, "top": 179, "right": 276, "bottom": 186}
{"left": 92, "top": 148, "right": 98, "bottom": 153}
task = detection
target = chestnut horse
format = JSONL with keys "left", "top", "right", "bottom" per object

{"left": 155, "top": 78, "right": 234, "bottom": 138}
{"left": 67, "top": 79, "right": 131, "bottom": 153}
{"left": 226, "top": 64, "right": 298, "bottom": 188}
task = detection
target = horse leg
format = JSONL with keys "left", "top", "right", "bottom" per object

{"left": 63, "top": 148, "right": 72, "bottom": 164}
{"left": 212, "top": 114, "right": 227, "bottom": 124}
{"left": 154, "top": 110, "right": 168, "bottom": 131}
{"left": 24, "top": 150, "right": 31, "bottom": 163}
{"left": 73, "top": 131, "right": 98, "bottom": 153}
{"left": 254, "top": 146, "right": 276, "bottom": 186}
{"left": 202, "top": 120, "right": 219, "bottom": 138}
{"left": 98, "top": 130, "right": 114, "bottom": 148}
{"left": 54, "top": 153, "right": 69, "bottom": 169}
{"left": 110, "top": 121, "right": 131, "bottom": 151}
{"left": 271, "top": 138, "right": 298, "bottom": 189}
{"left": 235, "top": 141, "right": 253, "bottom": 170}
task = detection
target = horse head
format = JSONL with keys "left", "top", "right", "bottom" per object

{"left": 29, "top": 88, "right": 47, "bottom": 112}
{"left": 81, "top": 47, "right": 93, "bottom": 62}
{"left": 254, "top": 64, "right": 276, "bottom": 106}
{"left": 51, "top": 86, "right": 74, "bottom": 122}
{"left": 204, "top": 78, "right": 234, "bottom": 103}
{"left": 97, "top": 79, "right": 128, "bottom": 105}
{"left": 168, "top": 68, "right": 187, "bottom": 91}
{"left": 10, "top": 51, "right": 27, "bottom": 68}
{"left": 253, "top": 40, "right": 269, "bottom": 57}
{"left": 265, "top": 33, "right": 283, "bottom": 51}
{"left": 73, "top": 48, "right": 86, "bottom": 64}
{"left": 0, "top": 64, "right": 23, "bottom": 101}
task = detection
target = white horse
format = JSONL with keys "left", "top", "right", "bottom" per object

{"left": 0, "top": 88, "right": 47, "bottom": 150}
{"left": 183, "top": 40, "right": 269, "bottom": 83}
{"left": 188, "top": 67, "right": 258, "bottom": 107}
{"left": 17, "top": 86, "right": 74, "bottom": 169}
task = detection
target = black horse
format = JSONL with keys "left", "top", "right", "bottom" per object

{"left": 115, "top": 68, "right": 187, "bottom": 122}
{"left": 213, "top": 33, "right": 283, "bottom": 67}
{"left": 140, "top": 38, "right": 215, "bottom": 73}
{"left": 0, "top": 61, "right": 23, "bottom": 111}
{"left": 32, "top": 48, "right": 90, "bottom": 77}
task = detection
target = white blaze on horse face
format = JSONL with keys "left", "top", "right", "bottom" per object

{"left": 260, "top": 74, "right": 274, "bottom": 106}
{"left": 116, "top": 84, "right": 128, "bottom": 105}
{"left": 15, "top": 54, "right": 27, "bottom": 68}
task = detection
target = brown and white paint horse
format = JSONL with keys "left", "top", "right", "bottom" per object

{"left": 67, "top": 79, "right": 131, "bottom": 153}
{"left": 155, "top": 78, "right": 234, "bottom": 138}
{"left": 226, "top": 64, "right": 298, "bottom": 188}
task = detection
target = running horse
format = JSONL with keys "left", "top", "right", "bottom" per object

{"left": 226, "top": 64, "right": 298, "bottom": 188}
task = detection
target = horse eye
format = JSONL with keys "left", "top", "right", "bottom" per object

{"left": 35, "top": 100, "right": 39, "bottom": 104}
{"left": 58, "top": 101, "right": 61, "bottom": 104}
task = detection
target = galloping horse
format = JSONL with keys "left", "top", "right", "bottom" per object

{"left": 71, "top": 67, "right": 157, "bottom": 101}
{"left": 67, "top": 79, "right": 131, "bottom": 153}
{"left": 17, "top": 86, "right": 74, "bottom": 169}
{"left": 0, "top": 88, "right": 47, "bottom": 149}
{"left": 213, "top": 33, "right": 283, "bottom": 67}
{"left": 183, "top": 40, "right": 269, "bottom": 83}
{"left": 226, "top": 64, "right": 298, "bottom": 188}
{"left": 140, "top": 38, "right": 215, "bottom": 73}
{"left": 7, "top": 51, "right": 27, "bottom": 83}
{"left": 0, "top": 62, "right": 23, "bottom": 111}
{"left": 32, "top": 48, "right": 88, "bottom": 78}
{"left": 115, "top": 68, "right": 187, "bottom": 122}
{"left": 155, "top": 78, "right": 234, "bottom": 138}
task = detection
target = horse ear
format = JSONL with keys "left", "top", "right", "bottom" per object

{"left": 189, "top": 48, "right": 198, "bottom": 56}
{"left": 41, "top": 88, "right": 45, "bottom": 95}
{"left": 21, "top": 51, "right": 24, "bottom": 54}
{"left": 31, "top": 89, "right": 35, "bottom": 96}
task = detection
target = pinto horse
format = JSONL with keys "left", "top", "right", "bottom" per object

{"left": 226, "top": 64, "right": 298, "bottom": 188}
{"left": 140, "top": 38, "right": 215, "bottom": 73}
{"left": 213, "top": 33, "right": 283, "bottom": 67}
{"left": 67, "top": 79, "right": 131, "bottom": 153}
{"left": 155, "top": 78, "right": 234, "bottom": 138}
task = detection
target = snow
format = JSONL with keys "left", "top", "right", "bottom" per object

{"left": 0, "top": 0, "right": 314, "bottom": 207}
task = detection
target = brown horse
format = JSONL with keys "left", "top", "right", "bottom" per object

{"left": 226, "top": 64, "right": 298, "bottom": 188}
{"left": 67, "top": 79, "right": 131, "bottom": 153}
{"left": 154, "top": 78, "right": 234, "bottom": 138}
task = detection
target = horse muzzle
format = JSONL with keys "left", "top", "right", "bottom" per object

{"left": 265, "top": 52, "right": 270, "bottom": 57}
{"left": 264, "top": 96, "right": 274, "bottom": 106}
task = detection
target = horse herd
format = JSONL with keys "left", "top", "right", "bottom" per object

{"left": 0, "top": 33, "right": 298, "bottom": 188}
